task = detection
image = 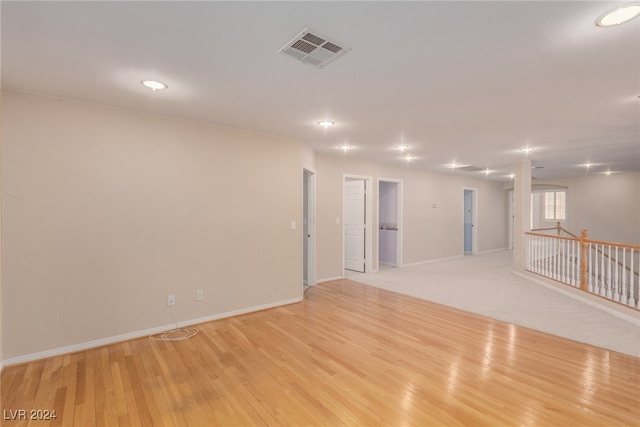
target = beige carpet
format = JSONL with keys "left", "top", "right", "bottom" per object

{"left": 346, "top": 250, "right": 640, "bottom": 358}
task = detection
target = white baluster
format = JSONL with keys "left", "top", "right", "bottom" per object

{"left": 532, "top": 235, "right": 536, "bottom": 273}
{"left": 576, "top": 240, "right": 580, "bottom": 287}
{"left": 528, "top": 234, "right": 532, "bottom": 272}
{"left": 563, "top": 239, "right": 568, "bottom": 284}
{"left": 548, "top": 236, "right": 552, "bottom": 278}
{"left": 531, "top": 235, "right": 535, "bottom": 273}
{"left": 558, "top": 240, "right": 567, "bottom": 283}
{"left": 539, "top": 235, "right": 544, "bottom": 275}
{"left": 557, "top": 238, "right": 561, "bottom": 281}
{"left": 599, "top": 244, "right": 604, "bottom": 295}
{"left": 547, "top": 237, "right": 557, "bottom": 279}
{"left": 528, "top": 235, "right": 532, "bottom": 272}
{"left": 587, "top": 242, "right": 593, "bottom": 292}
{"left": 603, "top": 245, "right": 613, "bottom": 299}
{"left": 571, "top": 241, "right": 579, "bottom": 286}
{"left": 532, "top": 235, "right": 537, "bottom": 273}
{"left": 631, "top": 249, "right": 637, "bottom": 308}
{"left": 595, "top": 244, "right": 601, "bottom": 295}
{"left": 568, "top": 239, "right": 572, "bottom": 285}
{"left": 620, "top": 248, "right": 629, "bottom": 305}
{"left": 535, "top": 235, "right": 540, "bottom": 274}
{"left": 544, "top": 236, "right": 547, "bottom": 276}
{"left": 549, "top": 238, "right": 558, "bottom": 280}
{"left": 614, "top": 246, "right": 620, "bottom": 302}
{"left": 531, "top": 235, "right": 536, "bottom": 273}
{"left": 592, "top": 243, "right": 598, "bottom": 292}
{"left": 540, "top": 237, "right": 548, "bottom": 276}
{"left": 557, "top": 237, "right": 561, "bottom": 280}
{"left": 537, "top": 235, "right": 541, "bottom": 274}
{"left": 568, "top": 240, "right": 573, "bottom": 286}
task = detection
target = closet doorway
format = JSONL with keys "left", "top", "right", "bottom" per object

{"left": 463, "top": 188, "right": 477, "bottom": 255}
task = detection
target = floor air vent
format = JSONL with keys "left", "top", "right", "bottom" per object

{"left": 279, "top": 28, "right": 351, "bottom": 69}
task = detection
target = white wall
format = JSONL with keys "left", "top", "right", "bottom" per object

{"left": 316, "top": 153, "right": 509, "bottom": 280}
{"left": 535, "top": 173, "right": 640, "bottom": 245}
{"left": 2, "top": 90, "right": 304, "bottom": 360}
{"left": 0, "top": 88, "right": 3, "bottom": 367}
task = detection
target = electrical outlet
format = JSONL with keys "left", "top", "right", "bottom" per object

{"left": 196, "top": 290, "right": 204, "bottom": 301}
{"left": 167, "top": 294, "right": 175, "bottom": 306}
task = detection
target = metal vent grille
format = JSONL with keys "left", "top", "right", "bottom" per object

{"left": 322, "top": 41, "right": 342, "bottom": 53}
{"left": 291, "top": 40, "right": 316, "bottom": 54}
{"left": 302, "top": 33, "right": 325, "bottom": 45}
{"left": 279, "top": 28, "right": 351, "bottom": 69}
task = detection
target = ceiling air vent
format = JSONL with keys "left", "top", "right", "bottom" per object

{"left": 278, "top": 28, "right": 351, "bottom": 69}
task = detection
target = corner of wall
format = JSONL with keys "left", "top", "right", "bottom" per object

{"left": 300, "top": 142, "right": 317, "bottom": 171}
{"left": 0, "top": 3, "right": 3, "bottom": 371}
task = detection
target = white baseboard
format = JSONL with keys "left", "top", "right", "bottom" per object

{"left": 2, "top": 296, "right": 303, "bottom": 367}
{"left": 513, "top": 271, "right": 640, "bottom": 327}
{"left": 477, "top": 247, "right": 509, "bottom": 255}
{"left": 402, "top": 254, "right": 463, "bottom": 268}
{"left": 402, "top": 249, "right": 508, "bottom": 267}
{"left": 379, "top": 261, "right": 397, "bottom": 267}
{"left": 316, "top": 275, "right": 344, "bottom": 284}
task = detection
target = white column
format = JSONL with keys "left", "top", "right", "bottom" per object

{"left": 512, "top": 160, "right": 531, "bottom": 273}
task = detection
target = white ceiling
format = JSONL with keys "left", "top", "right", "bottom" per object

{"left": 2, "top": 1, "right": 639, "bottom": 181}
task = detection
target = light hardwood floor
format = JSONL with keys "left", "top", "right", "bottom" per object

{"left": 2, "top": 279, "right": 639, "bottom": 426}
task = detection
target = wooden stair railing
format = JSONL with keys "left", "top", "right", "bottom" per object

{"left": 531, "top": 221, "right": 577, "bottom": 238}
{"left": 526, "top": 226, "right": 640, "bottom": 309}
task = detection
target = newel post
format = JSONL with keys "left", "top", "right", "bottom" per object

{"left": 556, "top": 221, "right": 562, "bottom": 236}
{"left": 579, "top": 229, "right": 589, "bottom": 291}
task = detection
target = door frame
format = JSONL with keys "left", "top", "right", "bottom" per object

{"left": 303, "top": 166, "right": 316, "bottom": 289}
{"left": 343, "top": 174, "right": 373, "bottom": 274}
{"left": 377, "top": 177, "right": 403, "bottom": 268}
{"left": 508, "top": 190, "right": 514, "bottom": 250}
{"left": 463, "top": 187, "right": 478, "bottom": 255}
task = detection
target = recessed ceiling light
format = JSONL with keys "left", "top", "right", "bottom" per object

{"left": 141, "top": 80, "right": 168, "bottom": 91}
{"left": 447, "top": 162, "right": 470, "bottom": 169}
{"left": 597, "top": 4, "right": 640, "bottom": 27}
{"left": 582, "top": 162, "right": 595, "bottom": 169}
{"left": 519, "top": 147, "right": 535, "bottom": 154}
{"left": 395, "top": 144, "right": 409, "bottom": 152}
{"left": 403, "top": 155, "right": 415, "bottom": 162}
{"left": 338, "top": 144, "right": 351, "bottom": 152}
{"left": 318, "top": 120, "right": 335, "bottom": 128}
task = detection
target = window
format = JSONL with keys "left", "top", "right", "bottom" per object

{"left": 544, "top": 190, "right": 566, "bottom": 221}
{"left": 529, "top": 189, "right": 568, "bottom": 230}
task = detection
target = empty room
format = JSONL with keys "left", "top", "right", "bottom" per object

{"left": 1, "top": 1, "right": 639, "bottom": 426}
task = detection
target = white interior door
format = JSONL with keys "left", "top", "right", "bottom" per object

{"left": 344, "top": 179, "right": 366, "bottom": 272}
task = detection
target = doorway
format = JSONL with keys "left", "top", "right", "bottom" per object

{"left": 303, "top": 168, "right": 316, "bottom": 291}
{"left": 463, "top": 188, "right": 477, "bottom": 255}
{"left": 343, "top": 175, "right": 373, "bottom": 273}
{"left": 378, "top": 178, "right": 402, "bottom": 268}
